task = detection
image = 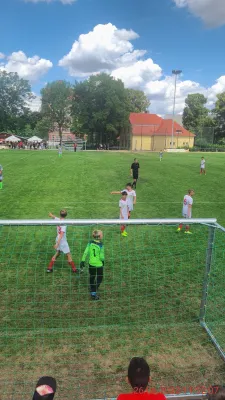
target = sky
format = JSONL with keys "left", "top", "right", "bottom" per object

{"left": 1, "top": 0, "right": 225, "bottom": 115}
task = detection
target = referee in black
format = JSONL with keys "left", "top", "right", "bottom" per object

{"left": 130, "top": 158, "right": 140, "bottom": 189}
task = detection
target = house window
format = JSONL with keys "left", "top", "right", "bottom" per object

{"left": 176, "top": 130, "right": 182, "bottom": 134}
{"left": 170, "top": 142, "right": 175, "bottom": 145}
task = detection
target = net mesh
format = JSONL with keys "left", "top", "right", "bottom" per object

{"left": 0, "top": 221, "right": 224, "bottom": 400}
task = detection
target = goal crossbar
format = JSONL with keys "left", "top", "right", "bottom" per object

{"left": 0, "top": 218, "right": 217, "bottom": 226}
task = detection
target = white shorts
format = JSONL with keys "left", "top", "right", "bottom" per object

{"left": 56, "top": 240, "right": 70, "bottom": 254}
{"left": 128, "top": 205, "right": 133, "bottom": 212}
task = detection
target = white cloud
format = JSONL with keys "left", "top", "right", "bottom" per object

{"left": 207, "top": 76, "right": 225, "bottom": 107}
{"left": 0, "top": 52, "right": 5, "bottom": 59}
{"left": 25, "top": 0, "right": 76, "bottom": 4}
{"left": 173, "top": 0, "right": 225, "bottom": 27}
{"left": 1, "top": 51, "right": 52, "bottom": 82}
{"left": 27, "top": 94, "right": 42, "bottom": 112}
{"left": 59, "top": 23, "right": 147, "bottom": 76}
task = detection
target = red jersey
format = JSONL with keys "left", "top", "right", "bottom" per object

{"left": 118, "top": 393, "right": 166, "bottom": 400}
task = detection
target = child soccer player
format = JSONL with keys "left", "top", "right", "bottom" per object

{"left": 58, "top": 146, "right": 62, "bottom": 158}
{"left": 80, "top": 230, "right": 104, "bottom": 301}
{"left": 159, "top": 150, "right": 163, "bottom": 161}
{"left": 177, "top": 189, "right": 195, "bottom": 234}
{"left": 111, "top": 183, "right": 136, "bottom": 218}
{"left": 117, "top": 357, "right": 166, "bottom": 400}
{"left": 200, "top": 157, "right": 206, "bottom": 175}
{"left": 130, "top": 158, "right": 140, "bottom": 189}
{"left": 47, "top": 210, "right": 77, "bottom": 273}
{"left": 0, "top": 165, "right": 3, "bottom": 189}
{"left": 120, "top": 191, "right": 129, "bottom": 237}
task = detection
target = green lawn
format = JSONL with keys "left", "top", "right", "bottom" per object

{"left": 0, "top": 150, "right": 224, "bottom": 400}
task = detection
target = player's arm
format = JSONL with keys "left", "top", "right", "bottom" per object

{"left": 111, "top": 191, "right": 121, "bottom": 195}
{"left": 54, "top": 231, "right": 64, "bottom": 249}
{"left": 120, "top": 207, "right": 124, "bottom": 219}
{"left": 133, "top": 194, "right": 136, "bottom": 205}
{"left": 130, "top": 165, "right": 133, "bottom": 176}
{"left": 100, "top": 245, "right": 105, "bottom": 264}
{"left": 49, "top": 212, "right": 56, "bottom": 219}
{"left": 188, "top": 204, "right": 192, "bottom": 218}
{"left": 81, "top": 243, "right": 90, "bottom": 262}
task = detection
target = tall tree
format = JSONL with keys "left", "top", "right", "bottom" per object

{"left": 72, "top": 73, "right": 130, "bottom": 146}
{"left": 183, "top": 93, "right": 209, "bottom": 133}
{"left": 35, "top": 117, "right": 53, "bottom": 139}
{"left": 213, "top": 92, "right": 225, "bottom": 141}
{"left": 0, "top": 70, "right": 32, "bottom": 132}
{"left": 126, "top": 88, "right": 150, "bottom": 113}
{"left": 41, "top": 80, "right": 72, "bottom": 144}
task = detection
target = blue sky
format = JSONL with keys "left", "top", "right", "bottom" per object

{"left": 1, "top": 0, "right": 225, "bottom": 114}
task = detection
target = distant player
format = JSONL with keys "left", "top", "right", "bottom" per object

{"left": 80, "top": 230, "right": 104, "bottom": 301}
{"left": 58, "top": 146, "right": 62, "bottom": 157}
{"left": 159, "top": 150, "right": 163, "bottom": 161}
{"left": 200, "top": 157, "right": 206, "bottom": 175}
{"left": 0, "top": 165, "right": 3, "bottom": 189}
{"left": 130, "top": 158, "right": 140, "bottom": 189}
{"left": 111, "top": 183, "right": 136, "bottom": 218}
{"left": 177, "top": 189, "right": 195, "bottom": 234}
{"left": 120, "top": 191, "right": 129, "bottom": 237}
{"left": 47, "top": 210, "right": 77, "bottom": 273}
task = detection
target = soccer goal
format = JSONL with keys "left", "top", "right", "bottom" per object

{"left": 0, "top": 218, "right": 224, "bottom": 400}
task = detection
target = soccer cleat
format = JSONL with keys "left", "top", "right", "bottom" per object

{"left": 176, "top": 228, "right": 181, "bottom": 233}
{"left": 47, "top": 269, "right": 53, "bottom": 273}
{"left": 121, "top": 231, "right": 128, "bottom": 237}
{"left": 91, "top": 294, "right": 100, "bottom": 300}
{"left": 184, "top": 231, "right": 192, "bottom": 235}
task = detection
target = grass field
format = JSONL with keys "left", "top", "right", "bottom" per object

{"left": 0, "top": 150, "right": 225, "bottom": 400}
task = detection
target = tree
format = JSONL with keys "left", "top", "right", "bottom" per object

{"left": 0, "top": 70, "right": 32, "bottom": 132}
{"left": 213, "top": 92, "right": 225, "bottom": 141}
{"left": 41, "top": 80, "right": 73, "bottom": 144}
{"left": 72, "top": 73, "right": 130, "bottom": 147}
{"left": 183, "top": 93, "right": 209, "bottom": 133}
{"left": 126, "top": 89, "right": 150, "bottom": 113}
{"left": 35, "top": 117, "right": 53, "bottom": 139}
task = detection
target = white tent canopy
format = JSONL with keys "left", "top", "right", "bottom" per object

{"left": 5, "top": 135, "right": 20, "bottom": 142}
{"left": 27, "top": 136, "right": 42, "bottom": 143}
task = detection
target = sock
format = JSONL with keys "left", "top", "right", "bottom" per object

{"left": 185, "top": 225, "right": 190, "bottom": 231}
{"left": 178, "top": 224, "right": 183, "bottom": 230}
{"left": 133, "top": 181, "right": 136, "bottom": 189}
{"left": 121, "top": 225, "right": 125, "bottom": 233}
{"left": 48, "top": 257, "right": 55, "bottom": 270}
{"left": 68, "top": 261, "right": 76, "bottom": 272}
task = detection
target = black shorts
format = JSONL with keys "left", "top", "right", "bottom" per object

{"left": 133, "top": 174, "right": 138, "bottom": 180}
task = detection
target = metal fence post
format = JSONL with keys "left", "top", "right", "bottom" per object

{"left": 199, "top": 225, "right": 216, "bottom": 322}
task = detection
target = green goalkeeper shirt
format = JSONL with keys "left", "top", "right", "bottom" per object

{"left": 82, "top": 240, "right": 104, "bottom": 267}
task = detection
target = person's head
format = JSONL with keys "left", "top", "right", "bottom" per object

{"left": 127, "top": 357, "right": 150, "bottom": 392}
{"left": 188, "top": 189, "right": 195, "bottom": 197}
{"left": 121, "top": 191, "right": 128, "bottom": 200}
{"left": 60, "top": 209, "right": 67, "bottom": 219}
{"left": 207, "top": 386, "right": 225, "bottom": 400}
{"left": 33, "top": 376, "right": 57, "bottom": 400}
{"left": 92, "top": 229, "right": 103, "bottom": 240}
{"left": 126, "top": 183, "right": 132, "bottom": 191}
{"left": 201, "top": 157, "right": 205, "bottom": 160}
{"left": 134, "top": 158, "right": 138, "bottom": 163}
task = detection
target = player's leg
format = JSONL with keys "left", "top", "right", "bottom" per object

{"left": 96, "top": 266, "right": 104, "bottom": 292}
{"left": 89, "top": 266, "right": 99, "bottom": 300}
{"left": 47, "top": 251, "right": 60, "bottom": 272}
{"left": 66, "top": 252, "right": 77, "bottom": 272}
{"left": 132, "top": 178, "right": 137, "bottom": 189}
{"left": 184, "top": 217, "right": 192, "bottom": 234}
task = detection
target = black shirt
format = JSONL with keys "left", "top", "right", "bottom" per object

{"left": 131, "top": 162, "right": 140, "bottom": 173}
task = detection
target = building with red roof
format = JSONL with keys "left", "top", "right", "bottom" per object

{"left": 130, "top": 113, "right": 195, "bottom": 151}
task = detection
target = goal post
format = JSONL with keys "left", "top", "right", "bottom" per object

{"left": 0, "top": 218, "right": 224, "bottom": 400}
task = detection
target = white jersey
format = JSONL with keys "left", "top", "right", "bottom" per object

{"left": 182, "top": 195, "right": 193, "bottom": 218}
{"left": 122, "top": 189, "right": 136, "bottom": 211}
{"left": 55, "top": 217, "right": 70, "bottom": 253}
{"left": 200, "top": 160, "right": 205, "bottom": 168}
{"left": 119, "top": 199, "right": 129, "bottom": 220}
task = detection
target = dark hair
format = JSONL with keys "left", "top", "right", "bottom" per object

{"left": 134, "top": 158, "right": 137, "bottom": 161}
{"left": 121, "top": 191, "right": 128, "bottom": 196}
{"left": 128, "top": 357, "right": 150, "bottom": 391}
{"left": 207, "top": 386, "right": 225, "bottom": 400}
{"left": 60, "top": 209, "right": 67, "bottom": 218}
{"left": 126, "top": 183, "right": 132, "bottom": 188}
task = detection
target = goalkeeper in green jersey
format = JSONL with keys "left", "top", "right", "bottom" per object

{"left": 80, "top": 230, "right": 104, "bottom": 301}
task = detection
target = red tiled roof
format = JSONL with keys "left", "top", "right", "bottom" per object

{"left": 130, "top": 113, "right": 163, "bottom": 126}
{"left": 156, "top": 119, "right": 195, "bottom": 137}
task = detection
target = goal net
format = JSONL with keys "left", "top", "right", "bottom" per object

{"left": 0, "top": 219, "right": 224, "bottom": 400}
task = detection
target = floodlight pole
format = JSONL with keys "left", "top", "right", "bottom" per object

{"left": 171, "top": 70, "right": 182, "bottom": 149}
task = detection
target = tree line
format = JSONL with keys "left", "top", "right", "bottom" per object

{"left": 0, "top": 71, "right": 150, "bottom": 147}
{"left": 1, "top": 70, "right": 225, "bottom": 146}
